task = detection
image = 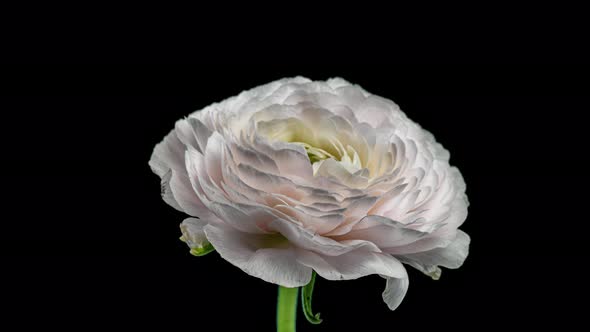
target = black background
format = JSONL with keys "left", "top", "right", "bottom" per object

{"left": 1, "top": 63, "right": 588, "bottom": 330}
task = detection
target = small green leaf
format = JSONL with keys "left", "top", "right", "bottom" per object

{"left": 189, "top": 243, "right": 215, "bottom": 256}
{"left": 301, "top": 271, "right": 322, "bottom": 324}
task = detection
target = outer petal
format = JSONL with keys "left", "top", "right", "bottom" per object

{"left": 175, "top": 119, "right": 199, "bottom": 151}
{"left": 149, "top": 129, "right": 210, "bottom": 217}
{"left": 396, "top": 230, "right": 470, "bottom": 280}
{"left": 354, "top": 95, "right": 403, "bottom": 129}
{"left": 382, "top": 276, "right": 409, "bottom": 311}
{"left": 203, "top": 223, "right": 312, "bottom": 287}
{"left": 149, "top": 129, "right": 185, "bottom": 177}
{"left": 297, "top": 249, "right": 407, "bottom": 281}
{"left": 385, "top": 235, "right": 453, "bottom": 255}
{"left": 268, "top": 218, "right": 381, "bottom": 256}
{"left": 187, "top": 117, "right": 213, "bottom": 153}
{"left": 332, "top": 215, "right": 427, "bottom": 248}
{"left": 168, "top": 170, "right": 211, "bottom": 217}
{"left": 159, "top": 170, "right": 183, "bottom": 212}
{"left": 273, "top": 204, "right": 344, "bottom": 235}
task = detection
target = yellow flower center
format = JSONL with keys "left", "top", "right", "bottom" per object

{"left": 292, "top": 141, "right": 363, "bottom": 175}
{"left": 256, "top": 116, "right": 365, "bottom": 176}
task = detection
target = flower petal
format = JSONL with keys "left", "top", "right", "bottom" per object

{"left": 297, "top": 249, "right": 407, "bottom": 281}
{"left": 159, "top": 169, "right": 183, "bottom": 212}
{"left": 268, "top": 218, "right": 381, "bottom": 256}
{"left": 149, "top": 129, "right": 185, "bottom": 177}
{"left": 187, "top": 117, "right": 213, "bottom": 154}
{"left": 168, "top": 170, "right": 212, "bottom": 217}
{"left": 204, "top": 224, "right": 312, "bottom": 287}
{"left": 384, "top": 235, "right": 453, "bottom": 255}
{"left": 396, "top": 230, "right": 470, "bottom": 279}
{"left": 325, "top": 196, "right": 379, "bottom": 236}
{"left": 333, "top": 215, "right": 427, "bottom": 248}
{"left": 149, "top": 129, "right": 211, "bottom": 217}
{"left": 382, "top": 276, "right": 409, "bottom": 311}
{"left": 273, "top": 204, "right": 344, "bottom": 235}
{"left": 355, "top": 95, "right": 403, "bottom": 129}
{"left": 174, "top": 118, "right": 199, "bottom": 151}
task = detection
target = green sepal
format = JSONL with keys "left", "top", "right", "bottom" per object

{"left": 189, "top": 243, "right": 215, "bottom": 256}
{"left": 301, "top": 271, "right": 322, "bottom": 324}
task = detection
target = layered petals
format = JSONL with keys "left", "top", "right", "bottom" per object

{"left": 150, "top": 77, "right": 470, "bottom": 311}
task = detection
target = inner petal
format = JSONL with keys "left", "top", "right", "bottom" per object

{"left": 257, "top": 116, "right": 367, "bottom": 177}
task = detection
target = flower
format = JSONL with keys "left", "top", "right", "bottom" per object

{"left": 149, "top": 77, "right": 470, "bottom": 311}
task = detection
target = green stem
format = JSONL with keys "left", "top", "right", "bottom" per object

{"left": 277, "top": 286, "right": 299, "bottom": 332}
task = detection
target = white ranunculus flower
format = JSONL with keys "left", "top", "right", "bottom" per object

{"left": 150, "top": 77, "right": 470, "bottom": 311}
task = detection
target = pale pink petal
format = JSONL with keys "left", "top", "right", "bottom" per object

{"left": 268, "top": 218, "right": 381, "bottom": 256}
{"left": 204, "top": 224, "right": 312, "bottom": 287}
{"left": 273, "top": 205, "right": 344, "bottom": 235}
{"left": 168, "top": 169, "right": 211, "bottom": 217}
{"left": 333, "top": 215, "right": 427, "bottom": 248}
{"left": 297, "top": 249, "right": 407, "bottom": 281}
{"left": 149, "top": 129, "right": 184, "bottom": 177}
{"left": 355, "top": 95, "right": 403, "bottom": 129}
{"left": 187, "top": 117, "right": 213, "bottom": 153}
{"left": 184, "top": 145, "right": 271, "bottom": 234}
{"left": 325, "top": 196, "right": 379, "bottom": 236}
{"left": 159, "top": 170, "right": 183, "bottom": 212}
{"left": 149, "top": 129, "right": 210, "bottom": 217}
{"left": 382, "top": 276, "right": 409, "bottom": 311}
{"left": 384, "top": 235, "right": 454, "bottom": 255}
{"left": 396, "top": 230, "right": 470, "bottom": 279}
{"left": 174, "top": 118, "right": 199, "bottom": 151}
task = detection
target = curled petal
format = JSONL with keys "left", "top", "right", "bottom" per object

{"left": 204, "top": 223, "right": 312, "bottom": 287}
{"left": 187, "top": 117, "right": 213, "bottom": 153}
{"left": 382, "top": 276, "right": 409, "bottom": 311}
{"left": 174, "top": 119, "right": 199, "bottom": 152}
{"left": 150, "top": 129, "right": 210, "bottom": 218}
{"left": 273, "top": 204, "right": 344, "bottom": 235}
{"left": 325, "top": 196, "right": 378, "bottom": 236}
{"left": 149, "top": 129, "right": 184, "bottom": 177}
{"left": 168, "top": 170, "right": 211, "bottom": 218}
{"left": 396, "top": 230, "right": 471, "bottom": 279}
{"left": 269, "top": 218, "right": 381, "bottom": 256}
{"left": 334, "top": 215, "right": 427, "bottom": 248}
{"left": 297, "top": 249, "right": 406, "bottom": 281}
{"left": 159, "top": 170, "right": 183, "bottom": 212}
